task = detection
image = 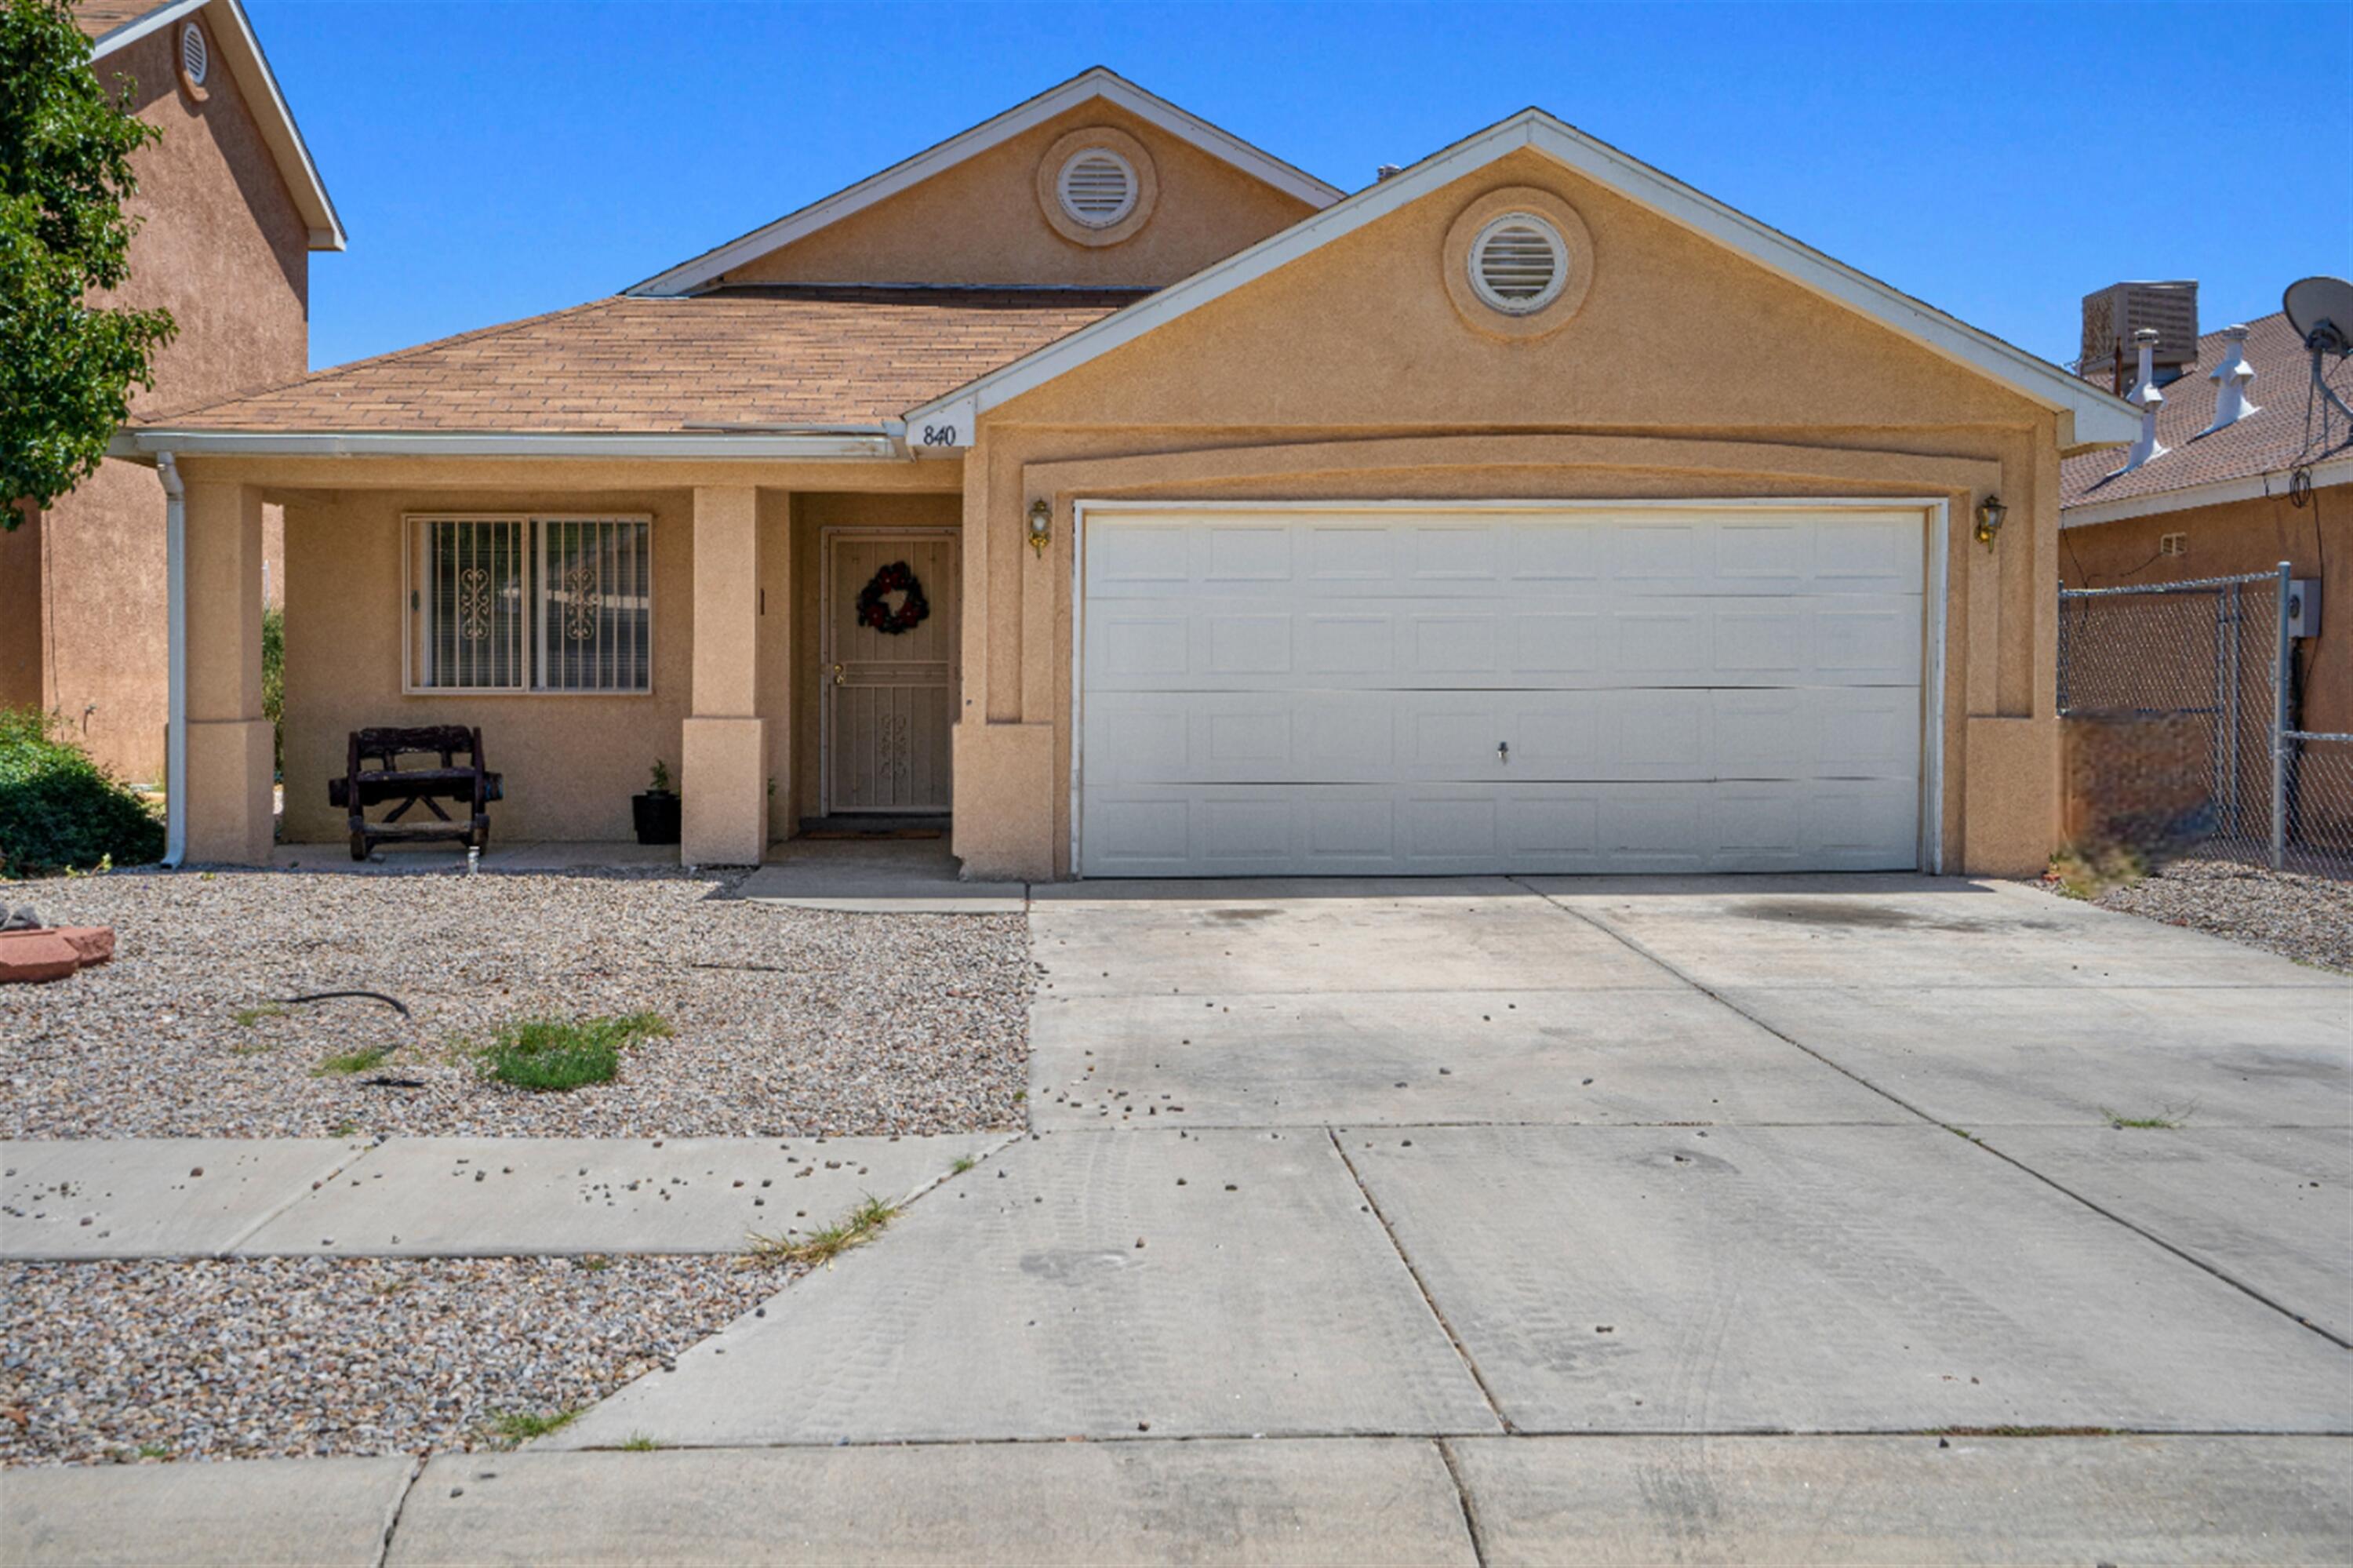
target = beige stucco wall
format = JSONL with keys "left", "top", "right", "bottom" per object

{"left": 261, "top": 467, "right": 966, "bottom": 854}
{"left": 0, "top": 13, "right": 304, "bottom": 781}
{"left": 2063, "top": 487, "right": 2347, "bottom": 735}
{"left": 279, "top": 489, "right": 696, "bottom": 846}
{"left": 719, "top": 100, "right": 1316, "bottom": 289}
{"left": 948, "top": 147, "right": 2075, "bottom": 879}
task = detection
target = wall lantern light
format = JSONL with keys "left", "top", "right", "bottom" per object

{"left": 1973, "top": 496, "right": 2008, "bottom": 548}
{"left": 1027, "top": 499, "right": 1053, "bottom": 556}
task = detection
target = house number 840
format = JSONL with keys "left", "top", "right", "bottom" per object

{"left": 918, "top": 424, "right": 959, "bottom": 446}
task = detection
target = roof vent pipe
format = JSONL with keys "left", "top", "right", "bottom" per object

{"left": 2115, "top": 329, "right": 2169, "bottom": 473}
{"left": 2202, "top": 322, "right": 2260, "bottom": 434}
{"left": 1375, "top": 164, "right": 1402, "bottom": 181}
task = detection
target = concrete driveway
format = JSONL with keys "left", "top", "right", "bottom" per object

{"left": 530, "top": 873, "right": 2353, "bottom": 1556}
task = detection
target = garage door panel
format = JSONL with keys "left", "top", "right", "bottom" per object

{"left": 1079, "top": 508, "right": 1927, "bottom": 876}
{"left": 1087, "top": 513, "right": 1922, "bottom": 599}
{"left": 1087, "top": 594, "right": 1919, "bottom": 691}
{"left": 1081, "top": 781, "right": 1922, "bottom": 876}
{"left": 1085, "top": 688, "right": 1922, "bottom": 788}
{"left": 1409, "top": 614, "right": 1500, "bottom": 675}
{"left": 1301, "top": 613, "right": 1393, "bottom": 675}
{"left": 1412, "top": 524, "right": 1500, "bottom": 580}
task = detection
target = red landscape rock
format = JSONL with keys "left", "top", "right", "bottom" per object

{"left": 0, "top": 930, "right": 83, "bottom": 984}
{"left": 0, "top": 926, "right": 116, "bottom": 984}
{"left": 56, "top": 926, "right": 115, "bottom": 966}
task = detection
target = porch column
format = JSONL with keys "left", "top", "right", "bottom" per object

{"left": 681, "top": 485, "right": 766, "bottom": 864}
{"left": 181, "top": 480, "right": 273, "bottom": 864}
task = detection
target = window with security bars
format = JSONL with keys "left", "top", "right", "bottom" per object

{"left": 408, "top": 516, "right": 652, "bottom": 693}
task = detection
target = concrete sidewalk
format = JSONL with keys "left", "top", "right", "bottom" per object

{"left": 9, "top": 1436, "right": 2350, "bottom": 1566}
{"left": 1, "top": 1133, "right": 1009, "bottom": 1258}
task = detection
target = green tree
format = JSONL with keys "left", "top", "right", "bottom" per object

{"left": 1, "top": 0, "right": 175, "bottom": 519}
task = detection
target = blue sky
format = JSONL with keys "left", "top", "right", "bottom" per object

{"left": 246, "top": 1, "right": 2353, "bottom": 373}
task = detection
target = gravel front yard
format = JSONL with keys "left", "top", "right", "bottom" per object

{"left": 0, "top": 869, "right": 1032, "bottom": 1139}
{"left": 0, "top": 1254, "right": 789, "bottom": 1465}
{"left": 2071, "top": 858, "right": 2353, "bottom": 973}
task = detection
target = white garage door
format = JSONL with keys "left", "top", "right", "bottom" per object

{"left": 1077, "top": 504, "right": 1929, "bottom": 878}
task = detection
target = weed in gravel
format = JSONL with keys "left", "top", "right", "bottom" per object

{"left": 746, "top": 1195, "right": 899, "bottom": 1267}
{"left": 2102, "top": 1106, "right": 2190, "bottom": 1130}
{"left": 580, "top": 1254, "right": 613, "bottom": 1272}
{"left": 489, "top": 1407, "right": 580, "bottom": 1446}
{"left": 477, "top": 1013, "right": 672, "bottom": 1093}
{"left": 233, "top": 1004, "right": 287, "bottom": 1028}
{"left": 2046, "top": 842, "right": 2148, "bottom": 900}
{"left": 315, "top": 1046, "right": 392, "bottom": 1077}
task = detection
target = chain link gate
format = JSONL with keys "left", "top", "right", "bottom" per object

{"left": 2058, "top": 564, "right": 2350, "bottom": 875}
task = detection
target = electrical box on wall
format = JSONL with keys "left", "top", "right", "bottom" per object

{"left": 2287, "top": 578, "right": 2322, "bottom": 638}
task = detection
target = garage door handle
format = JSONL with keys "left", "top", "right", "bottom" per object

{"left": 1497, "top": 741, "right": 1509, "bottom": 763}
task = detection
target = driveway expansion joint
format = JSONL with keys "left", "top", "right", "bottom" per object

{"left": 370, "top": 1456, "right": 423, "bottom": 1568}
{"left": 1328, "top": 1126, "right": 1515, "bottom": 1435}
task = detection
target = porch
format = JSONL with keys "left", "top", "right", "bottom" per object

{"left": 166, "top": 466, "right": 970, "bottom": 870}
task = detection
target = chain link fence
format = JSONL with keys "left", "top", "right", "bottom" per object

{"left": 2058, "top": 567, "right": 2349, "bottom": 875}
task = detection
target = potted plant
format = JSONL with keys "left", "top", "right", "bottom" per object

{"left": 633, "top": 760, "right": 680, "bottom": 846}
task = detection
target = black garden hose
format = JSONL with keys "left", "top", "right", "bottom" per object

{"left": 278, "top": 990, "right": 412, "bottom": 1018}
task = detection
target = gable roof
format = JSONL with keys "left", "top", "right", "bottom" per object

{"left": 78, "top": 0, "right": 344, "bottom": 251}
{"left": 118, "top": 286, "right": 1138, "bottom": 456}
{"left": 906, "top": 107, "right": 2141, "bottom": 452}
{"left": 626, "top": 67, "right": 1342, "bottom": 298}
{"left": 2060, "top": 311, "right": 2353, "bottom": 526}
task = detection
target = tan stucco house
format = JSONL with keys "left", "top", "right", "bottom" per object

{"left": 1, "top": 0, "right": 341, "bottom": 782}
{"left": 111, "top": 69, "right": 2140, "bottom": 879}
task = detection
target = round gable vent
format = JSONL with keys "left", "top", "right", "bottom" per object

{"left": 1057, "top": 149, "right": 1138, "bottom": 229}
{"left": 179, "top": 20, "right": 209, "bottom": 86}
{"left": 1469, "top": 215, "right": 1567, "bottom": 315}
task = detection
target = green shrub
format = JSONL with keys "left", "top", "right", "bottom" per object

{"left": 261, "top": 604, "right": 284, "bottom": 777}
{"left": 477, "top": 1012, "right": 671, "bottom": 1092}
{"left": 0, "top": 708, "right": 164, "bottom": 879}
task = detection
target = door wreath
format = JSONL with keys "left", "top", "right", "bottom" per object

{"left": 856, "top": 561, "right": 929, "bottom": 635}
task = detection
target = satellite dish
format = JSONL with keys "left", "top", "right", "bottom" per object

{"left": 2282, "top": 275, "right": 2353, "bottom": 426}
{"left": 2285, "top": 276, "right": 2353, "bottom": 356}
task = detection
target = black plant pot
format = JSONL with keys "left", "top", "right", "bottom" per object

{"left": 632, "top": 791, "right": 681, "bottom": 846}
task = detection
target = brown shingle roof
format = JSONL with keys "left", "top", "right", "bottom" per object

{"left": 73, "top": 1, "right": 173, "bottom": 42}
{"left": 144, "top": 287, "right": 1143, "bottom": 434}
{"left": 2060, "top": 311, "right": 2353, "bottom": 511}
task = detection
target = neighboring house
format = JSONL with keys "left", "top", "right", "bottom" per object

{"left": 0, "top": 0, "right": 341, "bottom": 782}
{"left": 2059, "top": 284, "right": 2348, "bottom": 738}
{"left": 114, "top": 68, "right": 2138, "bottom": 879}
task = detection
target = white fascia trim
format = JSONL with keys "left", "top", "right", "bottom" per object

{"left": 82, "top": 0, "right": 207, "bottom": 54}
{"left": 907, "top": 110, "right": 2141, "bottom": 448}
{"left": 626, "top": 67, "right": 1341, "bottom": 297}
{"left": 112, "top": 427, "right": 905, "bottom": 460}
{"left": 2061, "top": 452, "right": 2353, "bottom": 529}
{"left": 89, "top": 0, "right": 346, "bottom": 251}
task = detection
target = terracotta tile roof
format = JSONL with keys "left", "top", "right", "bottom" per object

{"left": 2060, "top": 311, "right": 2353, "bottom": 511}
{"left": 73, "top": 1, "right": 173, "bottom": 42}
{"left": 144, "top": 287, "right": 1144, "bottom": 434}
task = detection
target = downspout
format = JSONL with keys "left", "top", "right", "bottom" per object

{"left": 157, "top": 450, "right": 187, "bottom": 868}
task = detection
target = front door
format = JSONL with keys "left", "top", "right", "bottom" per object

{"left": 823, "top": 529, "right": 958, "bottom": 813}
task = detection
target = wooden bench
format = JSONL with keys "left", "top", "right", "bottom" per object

{"left": 328, "top": 726, "right": 503, "bottom": 861}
